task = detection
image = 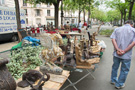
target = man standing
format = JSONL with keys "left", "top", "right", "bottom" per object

{"left": 110, "top": 20, "right": 135, "bottom": 89}
{"left": 78, "top": 21, "right": 82, "bottom": 33}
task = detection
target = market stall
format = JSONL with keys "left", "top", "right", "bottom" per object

{"left": 0, "top": 29, "right": 105, "bottom": 90}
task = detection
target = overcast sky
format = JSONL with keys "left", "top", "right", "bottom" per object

{"left": 98, "top": 0, "right": 125, "bottom": 11}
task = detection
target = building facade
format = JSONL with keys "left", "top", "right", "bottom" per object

{"left": 20, "top": 0, "right": 57, "bottom": 27}
{"left": 1, "top": 0, "right": 99, "bottom": 28}
{"left": 0, "top": 0, "right": 58, "bottom": 27}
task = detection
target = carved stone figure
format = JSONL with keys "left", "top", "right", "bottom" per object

{"left": 18, "top": 70, "right": 43, "bottom": 88}
{"left": 17, "top": 70, "right": 50, "bottom": 90}
{"left": 27, "top": 73, "right": 50, "bottom": 90}
{"left": 40, "top": 64, "right": 63, "bottom": 75}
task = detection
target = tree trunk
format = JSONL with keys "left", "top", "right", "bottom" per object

{"left": 87, "top": 1, "right": 91, "bottom": 25}
{"left": 128, "top": 1, "right": 134, "bottom": 20}
{"left": 54, "top": 0, "right": 60, "bottom": 29}
{"left": 121, "top": 12, "right": 123, "bottom": 26}
{"left": 78, "top": 4, "right": 81, "bottom": 25}
{"left": 14, "top": 0, "right": 22, "bottom": 42}
{"left": 61, "top": 0, "right": 63, "bottom": 25}
{"left": 124, "top": 9, "right": 126, "bottom": 24}
{"left": 83, "top": 9, "right": 85, "bottom": 22}
{"left": 88, "top": 10, "right": 90, "bottom": 24}
{"left": 88, "top": 9, "right": 91, "bottom": 25}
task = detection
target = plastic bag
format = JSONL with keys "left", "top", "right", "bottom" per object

{"left": 98, "top": 40, "right": 107, "bottom": 49}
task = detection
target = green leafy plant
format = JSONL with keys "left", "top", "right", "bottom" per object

{"left": 7, "top": 46, "right": 44, "bottom": 80}
{"left": 100, "top": 30, "right": 114, "bottom": 37}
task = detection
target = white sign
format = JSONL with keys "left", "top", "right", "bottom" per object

{"left": 0, "top": 6, "right": 26, "bottom": 34}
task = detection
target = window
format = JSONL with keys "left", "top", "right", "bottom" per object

{"left": 36, "top": 18, "right": 41, "bottom": 25}
{"left": 23, "top": 0, "right": 27, "bottom": 6}
{"left": 26, "top": 18, "right": 28, "bottom": 24}
{"left": 36, "top": 9, "right": 40, "bottom": 16}
{"left": 24, "top": 9, "right": 28, "bottom": 15}
{"left": 0, "top": 0, "right": 5, "bottom": 5}
{"left": 47, "top": 10, "right": 50, "bottom": 16}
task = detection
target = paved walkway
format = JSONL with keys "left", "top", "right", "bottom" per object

{"left": 61, "top": 26, "right": 135, "bottom": 90}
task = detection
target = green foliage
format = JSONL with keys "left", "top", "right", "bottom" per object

{"left": 130, "top": 5, "right": 135, "bottom": 20}
{"left": 63, "top": 0, "right": 78, "bottom": 12}
{"left": 106, "top": 10, "right": 121, "bottom": 21}
{"left": 91, "top": 8, "right": 107, "bottom": 22}
{"left": 100, "top": 29, "right": 114, "bottom": 36}
{"left": 105, "top": 0, "right": 129, "bottom": 14}
{"left": 62, "top": 38, "right": 68, "bottom": 46}
{"left": 7, "top": 46, "right": 44, "bottom": 80}
{"left": 63, "top": 0, "right": 94, "bottom": 13}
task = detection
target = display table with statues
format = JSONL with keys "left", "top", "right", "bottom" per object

{"left": 0, "top": 31, "right": 104, "bottom": 90}
{"left": 60, "top": 32, "right": 103, "bottom": 90}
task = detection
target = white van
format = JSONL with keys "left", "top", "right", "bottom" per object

{"left": 0, "top": 6, "right": 26, "bottom": 41}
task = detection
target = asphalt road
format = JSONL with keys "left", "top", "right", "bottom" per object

{"left": 60, "top": 25, "right": 135, "bottom": 90}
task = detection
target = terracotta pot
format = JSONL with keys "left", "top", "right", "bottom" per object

{"left": 0, "top": 59, "right": 16, "bottom": 90}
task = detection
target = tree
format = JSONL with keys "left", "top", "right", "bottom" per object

{"left": 91, "top": 8, "right": 107, "bottom": 22}
{"left": 130, "top": 5, "right": 135, "bottom": 21}
{"left": 107, "top": 10, "right": 121, "bottom": 25}
{"left": 106, "top": 0, "right": 129, "bottom": 25}
{"left": 125, "top": 0, "right": 135, "bottom": 20}
{"left": 63, "top": 0, "right": 94, "bottom": 24}
{"left": 14, "top": 0, "right": 22, "bottom": 41}
{"left": 32, "top": 0, "right": 61, "bottom": 28}
{"left": 63, "top": 0, "right": 82, "bottom": 24}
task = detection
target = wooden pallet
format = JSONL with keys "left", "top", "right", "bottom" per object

{"left": 16, "top": 67, "right": 70, "bottom": 90}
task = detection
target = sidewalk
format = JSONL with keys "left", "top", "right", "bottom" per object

{"left": 61, "top": 27, "right": 135, "bottom": 90}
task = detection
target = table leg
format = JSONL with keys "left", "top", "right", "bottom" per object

{"left": 86, "top": 69, "right": 95, "bottom": 80}
{"left": 62, "top": 69, "right": 95, "bottom": 90}
{"left": 62, "top": 78, "right": 78, "bottom": 90}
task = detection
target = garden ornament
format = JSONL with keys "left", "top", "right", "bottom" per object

{"left": 18, "top": 70, "right": 44, "bottom": 88}
{"left": 27, "top": 73, "right": 50, "bottom": 90}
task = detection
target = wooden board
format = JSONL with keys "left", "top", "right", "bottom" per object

{"left": 16, "top": 67, "right": 70, "bottom": 90}
{"left": 86, "top": 58, "right": 100, "bottom": 64}
{"left": 76, "top": 57, "right": 100, "bottom": 69}
{"left": 76, "top": 65, "right": 95, "bottom": 69}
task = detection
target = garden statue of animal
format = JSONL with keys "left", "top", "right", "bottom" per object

{"left": 39, "top": 33, "right": 64, "bottom": 75}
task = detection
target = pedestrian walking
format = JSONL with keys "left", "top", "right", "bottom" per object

{"left": 65, "top": 21, "right": 70, "bottom": 32}
{"left": 110, "top": 20, "right": 135, "bottom": 89}
{"left": 83, "top": 21, "right": 87, "bottom": 29}
{"left": 78, "top": 21, "right": 82, "bottom": 33}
